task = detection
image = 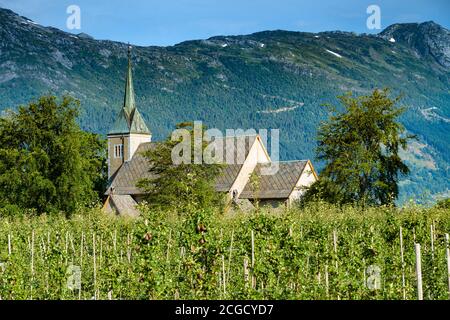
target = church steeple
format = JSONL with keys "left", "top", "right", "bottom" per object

{"left": 123, "top": 45, "right": 136, "bottom": 120}
{"left": 107, "top": 45, "right": 152, "bottom": 179}
{"left": 108, "top": 45, "right": 151, "bottom": 135}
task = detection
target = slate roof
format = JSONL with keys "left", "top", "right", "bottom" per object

{"left": 239, "top": 161, "right": 308, "bottom": 199}
{"left": 107, "top": 142, "right": 158, "bottom": 195}
{"left": 107, "top": 135, "right": 258, "bottom": 195}
{"left": 107, "top": 137, "right": 308, "bottom": 200}
{"left": 109, "top": 195, "right": 140, "bottom": 217}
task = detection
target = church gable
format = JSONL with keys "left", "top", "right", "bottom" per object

{"left": 227, "top": 135, "right": 271, "bottom": 199}
{"left": 239, "top": 161, "right": 309, "bottom": 199}
{"left": 109, "top": 109, "right": 131, "bottom": 135}
{"left": 129, "top": 108, "right": 151, "bottom": 134}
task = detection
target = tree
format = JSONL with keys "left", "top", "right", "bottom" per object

{"left": 435, "top": 198, "right": 450, "bottom": 209}
{"left": 137, "top": 122, "right": 224, "bottom": 212}
{"left": 0, "top": 95, "right": 107, "bottom": 214}
{"left": 303, "top": 89, "right": 413, "bottom": 206}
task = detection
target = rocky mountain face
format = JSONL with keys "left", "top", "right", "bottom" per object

{"left": 380, "top": 21, "right": 450, "bottom": 68}
{"left": 0, "top": 7, "right": 449, "bottom": 202}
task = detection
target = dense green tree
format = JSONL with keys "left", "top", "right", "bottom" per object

{"left": 302, "top": 89, "right": 414, "bottom": 206}
{"left": 0, "top": 95, "right": 107, "bottom": 214}
{"left": 435, "top": 198, "right": 450, "bottom": 209}
{"left": 137, "top": 122, "right": 224, "bottom": 212}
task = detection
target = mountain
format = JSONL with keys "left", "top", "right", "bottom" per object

{"left": 0, "top": 7, "right": 449, "bottom": 203}
{"left": 380, "top": 21, "right": 450, "bottom": 68}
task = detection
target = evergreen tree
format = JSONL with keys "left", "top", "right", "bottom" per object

{"left": 0, "top": 95, "right": 106, "bottom": 214}
{"left": 137, "top": 122, "right": 224, "bottom": 212}
{"left": 303, "top": 89, "right": 413, "bottom": 206}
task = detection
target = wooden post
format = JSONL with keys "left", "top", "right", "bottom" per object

{"left": 222, "top": 255, "right": 226, "bottom": 295}
{"left": 244, "top": 258, "right": 249, "bottom": 284}
{"left": 415, "top": 243, "right": 423, "bottom": 300}
{"left": 31, "top": 231, "right": 35, "bottom": 275}
{"left": 430, "top": 224, "right": 435, "bottom": 259}
{"left": 30, "top": 230, "right": 35, "bottom": 300}
{"left": 446, "top": 234, "right": 450, "bottom": 299}
{"left": 65, "top": 232, "right": 69, "bottom": 252}
{"left": 251, "top": 230, "right": 255, "bottom": 289}
{"left": 227, "top": 231, "right": 234, "bottom": 282}
{"left": 7, "top": 234, "right": 11, "bottom": 255}
{"left": 127, "top": 232, "right": 131, "bottom": 264}
{"left": 113, "top": 230, "right": 117, "bottom": 253}
{"left": 99, "top": 235, "right": 103, "bottom": 271}
{"left": 165, "top": 230, "right": 172, "bottom": 264}
{"left": 333, "top": 230, "right": 338, "bottom": 271}
{"left": 93, "top": 233, "right": 97, "bottom": 300}
{"left": 40, "top": 237, "right": 46, "bottom": 255}
{"left": 65, "top": 232, "right": 69, "bottom": 265}
{"left": 70, "top": 234, "right": 75, "bottom": 256}
{"left": 333, "top": 230, "right": 337, "bottom": 253}
{"left": 78, "top": 233, "right": 82, "bottom": 300}
{"left": 80, "top": 232, "right": 84, "bottom": 267}
{"left": 400, "top": 226, "right": 406, "bottom": 300}
{"left": 325, "top": 264, "right": 329, "bottom": 298}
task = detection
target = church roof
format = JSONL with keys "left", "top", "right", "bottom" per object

{"left": 239, "top": 161, "right": 308, "bottom": 199}
{"left": 107, "top": 135, "right": 258, "bottom": 195}
{"left": 109, "top": 109, "right": 131, "bottom": 135}
{"left": 108, "top": 142, "right": 158, "bottom": 195}
{"left": 106, "top": 135, "right": 314, "bottom": 201}
{"left": 108, "top": 46, "right": 151, "bottom": 135}
{"left": 107, "top": 195, "right": 140, "bottom": 217}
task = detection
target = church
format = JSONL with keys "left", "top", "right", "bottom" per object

{"left": 103, "top": 48, "right": 318, "bottom": 216}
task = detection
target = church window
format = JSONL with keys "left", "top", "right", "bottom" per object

{"left": 114, "top": 144, "right": 124, "bottom": 158}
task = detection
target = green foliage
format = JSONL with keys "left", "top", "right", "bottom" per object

{"left": 0, "top": 96, "right": 107, "bottom": 215}
{"left": 137, "top": 122, "right": 224, "bottom": 213}
{"left": 435, "top": 198, "right": 450, "bottom": 209}
{"left": 0, "top": 204, "right": 449, "bottom": 300}
{"left": 304, "top": 89, "right": 414, "bottom": 206}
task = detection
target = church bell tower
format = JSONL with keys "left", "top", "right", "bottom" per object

{"left": 107, "top": 46, "right": 152, "bottom": 179}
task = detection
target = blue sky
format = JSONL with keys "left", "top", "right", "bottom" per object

{"left": 1, "top": 0, "right": 449, "bottom": 46}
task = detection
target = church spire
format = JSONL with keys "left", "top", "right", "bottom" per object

{"left": 123, "top": 44, "right": 136, "bottom": 119}
{"left": 108, "top": 45, "right": 151, "bottom": 136}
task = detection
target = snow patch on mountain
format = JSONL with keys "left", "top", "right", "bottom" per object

{"left": 258, "top": 105, "right": 300, "bottom": 114}
{"left": 325, "top": 49, "right": 342, "bottom": 58}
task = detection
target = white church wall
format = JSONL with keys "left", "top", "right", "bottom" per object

{"left": 288, "top": 162, "right": 317, "bottom": 204}
{"left": 128, "top": 133, "right": 152, "bottom": 161}
{"left": 229, "top": 137, "right": 271, "bottom": 199}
